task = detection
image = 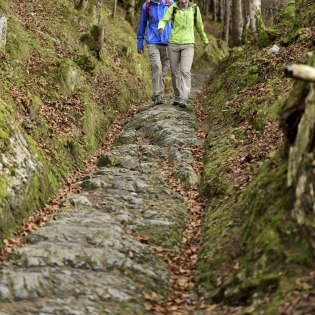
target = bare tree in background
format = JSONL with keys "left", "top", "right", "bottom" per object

{"left": 231, "top": 0, "right": 243, "bottom": 46}
{"left": 126, "top": 0, "right": 135, "bottom": 25}
{"left": 261, "top": 0, "right": 288, "bottom": 24}
{"left": 211, "top": 0, "right": 291, "bottom": 46}
{"left": 243, "top": 0, "right": 261, "bottom": 42}
{"left": 222, "top": 0, "right": 230, "bottom": 41}
{"left": 112, "top": 0, "right": 117, "bottom": 18}
{"left": 249, "top": 0, "right": 261, "bottom": 33}
{"left": 204, "top": 0, "right": 210, "bottom": 16}
{"left": 212, "top": 0, "right": 218, "bottom": 22}
{"left": 218, "top": 0, "right": 224, "bottom": 21}
{"left": 197, "top": 0, "right": 211, "bottom": 16}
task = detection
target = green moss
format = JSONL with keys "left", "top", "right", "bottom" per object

{"left": 254, "top": 96, "right": 286, "bottom": 130}
{"left": 0, "top": 0, "right": 154, "bottom": 247}
{"left": 243, "top": 68, "right": 260, "bottom": 88}
{"left": 205, "top": 53, "right": 266, "bottom": 129}
{"left": 197, "top": 2, "right": 315, "bottom": 311}
{"left": 80, "top": 25, "right": 104, "bottom": 58}
{"left": 75, "top": 54, "right": 97, "bottom": 73}
{"left": 274, "top": 0, "right": 296, "bottom": 30}
{"left": 22, "top": 172, "right": 58, "bottom": 218}
{"left": 296, "top": 0, "right": 315, "bottom": 27}
{"left": 197, "top": 136, "right": 314, "bottom": 308}
{"left": 225, "top": 157, "right": 312, "bottom": 304}
{"left": 201, "top": 141, "right": 235, "bottom": 198}
{"left": 138, "top": 221, "right": 185, "bottom": 251}
{"left": 58, "top": 60, "right": 81, "bottom": 94}
{"left": 232, "top": 127, "right": 246, "bottom": 140}
{"left": 256, "top": 15, "right": 271, "bottom": 48}
{"left": 281, "top": 28, "right": 310, "bottom": 46}
{"left": 5, "top": 18, "right": 34, "bottom": 61}
{"left": 0, "top": 176, "right": 8, "bottom": 210}
{"left": 0, "top": 177, "right": 15, "bottom": 242}
{"left": 125, "top": 268, "right": 169, "bottom": 299}
{"left": 239, "top": 98, "right": 258, "bottom": 122}
{"left": 0, "top": 100, "right": 12, "bottom": 142}
{"left": 194, "top": 36, "right": 229, "bottom": 71}
{"left": 196, "top": 195, "right": 241, "bottom": 299}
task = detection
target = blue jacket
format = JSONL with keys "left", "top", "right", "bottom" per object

{"left": 137, "top": 0, "right": 173, "bottom": 50}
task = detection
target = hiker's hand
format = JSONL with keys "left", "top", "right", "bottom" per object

{"left": 158, "top": 28, "right": 163, "bottom": 35}
{"left": 137, "top": 49, "right": 144, "bottom": 54}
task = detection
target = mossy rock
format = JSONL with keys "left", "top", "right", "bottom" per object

{"left": 280, "top": 28, "right": 310, "bottom": 47}
{"left": 200, "top": 134, "right": 235, "bottom": 198}
{"left": 0, "top": 0, "right": 153, "bottom": 245}
{"left": 58, "top": 60, "right": 81, "bottom": 94}
{"left": 225, "top": 157, "right": 312, "bottom": 307}
{"left": 274, "top": 0, "right": 296, "bottom": 30}
{"left": 295, "top": 0, "right": 315, "bottom": 27}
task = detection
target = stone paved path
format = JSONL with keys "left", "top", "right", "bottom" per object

{"left": 0, "top": 70, "right": 210, "bottom": 315}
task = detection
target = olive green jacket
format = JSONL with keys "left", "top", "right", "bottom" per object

{"left": 158, "top": 2, "right": 209, "bottom": 45}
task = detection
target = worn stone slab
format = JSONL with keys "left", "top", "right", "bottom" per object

{"left": 0, "top": 72, "right": 208, "bottom": 313}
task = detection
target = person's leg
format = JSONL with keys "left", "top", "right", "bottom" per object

{"left": 147, "top": 44, "right": 164, "bottom": 99}
{"left": 159, "top": 45, "right": 169, "bottom": 90}
{"left": 168, "top": 44, "right": 181, "bottom": 102}
{"left": 178, "top": 44, "right": 194, "bottom": 103}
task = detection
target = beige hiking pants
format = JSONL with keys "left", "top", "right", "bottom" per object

{"left": 147, "top": 44, "right": 169, "bottom": 98}
{"left": 168, "top": 43, "right": 194, "bottom": 102}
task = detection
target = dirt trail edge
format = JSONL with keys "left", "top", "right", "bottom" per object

{"left": 0, "top": 69, "right": 212, "bottom": 315}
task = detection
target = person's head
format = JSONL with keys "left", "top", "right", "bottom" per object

{"left": 178, "top": 0, "right": 188, "bottom": 8}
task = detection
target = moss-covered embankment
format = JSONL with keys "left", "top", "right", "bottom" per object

{"left": 0, "top": 0, "right": 152, "bottom": 245}
{"left": 196, "top": 1, "right": 315, "bottom": 313}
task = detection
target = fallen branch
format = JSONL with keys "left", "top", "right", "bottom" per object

{"left": 285, "top": 64, "right": 315, "bottom": 82}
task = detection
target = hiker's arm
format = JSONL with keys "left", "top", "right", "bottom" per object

{"left": 137, "top": 4, "right": 147, "bottom": 50}
{"left": 195, "top": 7, "right": 209, "bottom": 45}
{"left": 158, "top": 4, "right": 174, "bottom": 31}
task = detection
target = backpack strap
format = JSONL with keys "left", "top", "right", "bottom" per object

{"left": 145, "top": 0, "right": 150, "bottom": 18}
{"left": 147, "top": 0, "right": 169, "bottom": 18}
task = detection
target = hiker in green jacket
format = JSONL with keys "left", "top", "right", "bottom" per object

{"left": 158, "top": 0, "right": 209, "bottom": 108}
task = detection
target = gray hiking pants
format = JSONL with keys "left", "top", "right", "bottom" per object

{"left": 168, "top": 43, "right": 194, "bottom": 102}
{"left": 147, "top": 44, "right": 169, "bottom": 98}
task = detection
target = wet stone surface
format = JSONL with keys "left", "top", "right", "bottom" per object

{"left": 0, "top": 71, "right": 207, "bottom": 314}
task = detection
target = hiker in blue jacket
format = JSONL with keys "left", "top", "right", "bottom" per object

{"left": 137, "top": 0, "right": 173, "bottom": 105}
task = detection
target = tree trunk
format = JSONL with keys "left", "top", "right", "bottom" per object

{"left": 219, "top": 0, "right": 224, "bottom": 22}
{"left": 280, "top": 53, "right": 315, "bottom": 254}
{"left": 231, "top": 0, "right": 243, "bottom": 46}
{"left": 212, "top": 0, "right": 218, "bottom": 21}
{"left": 125, "top": 0, "right": 135, "bottom": 26}
{"left": 249, "top": 0, "right": 261, "bottom": 33}
{"left": 222, "top": 0, "right": 230, "bottom": 42}
{"left": 0, "top": 16, "right": 7, "bottom": 49}
{"left": 242, "top": 0, "right": 250, "bottom": 43}
{"left": 204, "top": 0, "right": 209, "bottom": 15}
{"left": 112, "top": 0, "right": 117, "bottom": 18}
{"left": 261, "top": 0, "right": 288, "bottom": 24}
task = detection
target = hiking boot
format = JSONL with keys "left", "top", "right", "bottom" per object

{"left": 172, "top": 100, "right": 180, "bottom": 106}
{"left": 153, "top": 95, "right": 164, "bottom": 105}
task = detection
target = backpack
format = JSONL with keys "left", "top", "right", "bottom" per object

{"left": 146, "top": 0, "right": 171, "bottom": 18}
{"left": 172, "top": 3, "right": 197, "bottom": 23}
